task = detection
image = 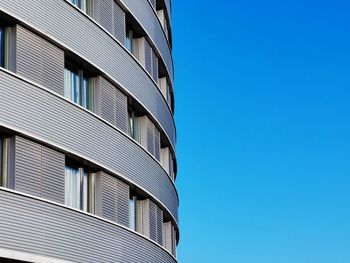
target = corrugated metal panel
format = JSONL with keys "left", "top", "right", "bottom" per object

{"left": 99, "top": 76, "right": 117, "bottom": 126}
{"left": 171, "top": 223, "right": 177, "bottom": 257}
{"left": 100, "top": 172, "right": 130, "bottom": 226}
{"left": 146, "top": 117, "right": 155, "bottom": 156}
{"left": 97, "top": 0, "right": 114, "bottom": 34}
{"left": 154, "top": 127, "right": 160, "bottom": 161}
{"left": 115, "top": 87, "right": 128, "bottom": 133}
{"left": 42, "top": 39, "right": 65, "bottom": 96}
{"left": 156, "top": 205, "right": 164, "bottom": 246}
{"left": 41, "top": 145, "right": 65, "bottom": 204}
{"left": 152, "top": 50, "right": 158, "bottom": 82}
{"left": 14, "top": 136, "right": 42, "bottom": 197}
{"left": 0, "top": 71, "right": 178, "bottom": 222}
{"left": 16, "top": 25, "right": 43, "bottom": 85}
{"left": 101, "top": 171, "right": 117, "bottom": 222}
{"left": 16, "top": 25, "right": 64, "bottom": 96}
{"left": 0, "top": 0, "right": 176, "bottom": 150}
{"left": 0, "top": 190, "right": 176, "bottom": 263}
{"left": 116, "top": 179, "right": 130, "bottom": 227}
{"left": 96, "top": 76, "right": 128, "bottom": 133}
{"left": 113, "top": 1, "right": 126, "bottom": 45}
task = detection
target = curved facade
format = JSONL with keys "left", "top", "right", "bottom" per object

{"left": 0, "top": 0, "right": 178, "bottom": 262}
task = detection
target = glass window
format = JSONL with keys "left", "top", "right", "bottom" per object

{"left": 69, "top": 0, "right": 86, "bottom": 12}
{"left": 65, "top": 165, "right": 89, "bottom": 212}
{"left": 128, "top": 109, "right": 141, "bottom": 143}
{"left": 125, "top": 28, "right": 133, "bottom": 53}
{"left": 129, "top": 195, "right": 137, "bottom": 231}
{"left": 64, "top": 67, "right": 94, "bottom": 111}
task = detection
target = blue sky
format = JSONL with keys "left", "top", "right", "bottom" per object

{"left": 173, "top": 1, "right": 350, "bottom": 262}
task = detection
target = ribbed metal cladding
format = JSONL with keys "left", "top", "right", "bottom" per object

{"left": 0, "top": 0, "right": 176, "bottom": 149}
{"left": 122, "top": 0, "right": 174, "bottom": 82}
{"left": 0, "top": 189, "right": 176, "bottom": 263}
{"left": 0, "top": 70, "right": 178, "bottom": 223}
{"left": 15, "top": 24, "right": 64, "bottom": 96}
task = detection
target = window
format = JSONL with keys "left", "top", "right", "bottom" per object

{"left": 129, "top": 195, "right": 137, "bottom": 231}
{"left": 64, "top": 66, "right": 94, "bottom": 111}
{"left": 128, "top": 109, "right": 141, "bottom": 143}
{"left": 65, "top": 165, "right": 89, "bottom": 211}
{"left": 0, "top": 25, "right": 10, "bottom": 69}
{"left": 125, "top": 28, "right": 133, "bottom": 53}
{"left": 69, "top": 0, "right": 91, "bottom": 14}
{"left": 0, "top": 136, "right": 11, "bottom": 188}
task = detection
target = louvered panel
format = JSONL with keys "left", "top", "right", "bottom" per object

{"left": 101, "top": 172, "right": 117, "bottom": 222}
{"left": 42, "top": 39, "right": 64, "bottom": 96}
{"left": 14, "top": 136, "right": 42, "bottom": 197}
{"left": 171, "top": 223, "right": 177, "bottom": 257}
{"left": 15, "top": 25, "right": 43, "bottom": 85}
{"left": 156, "top": 205, "right": 163, "bottom": 245}
{"left": 99, "top": 76, "right": 117, "bottom": 126}
{"left": 41, "top": 146, "right": 65, "bottom": 204}
{"left": 148, "top": 200, "right": 157, "bottom": 242}
{"left": 116, "top": 179, "right": 130, "bottom": 227}
{"left": 98, "top": 0, "right": 114, "bottom": 34}
{"left": 169, "top": 152, "right": 174, "bottom": 180}
{"left": 144, "top": 39, "right": 152, "bottom": 75}
{"left": 152, "top": 50, "right": 158, "bottom": 82}
{"left": 95, "top": 172, "right": 102, "bottom": 217}
{"left": 115, "top": 88, "right": 128, "bottom": 133}
{"left": 113, "top": 1, "right": 126, "bottom": 44}
{"left": 154, "top": 127, "right": 161, "bottom": 161}
{"left": 163, "top": 221, "right": 172, "bottom": 253}
{"left": 146, "top": 118, "right": 155, "bottom": 156}
{"left": 0, "top": 190, "right": 176, "bottom": 263}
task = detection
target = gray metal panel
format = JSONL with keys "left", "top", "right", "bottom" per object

{"left": 42, "top": 39, "right": 65, "bottom": 96}
{"left": 0, "top": 0, "right": 175, "bottom": 150}
{"left": 113, "top": 1, "right": 126, "bottom": 45}
{"left": 15, "top": 24, "right": 64, "bottom": 96}
{"left": 144, "top": 39, "right": 152, "bottom": 76}
{"left": 97, "top": 0, "right": 114, "bottom": 34}
{"left": 41, "top": 145, "right": 65, "bottom": 204}
{"left": 154, "top": 127, "right": 160, "bottom": 161}
{"left": 14, "top": 136, "right": 42, "bottom": 197}
{"left": 100, "top": 172, "right": 130, "bottom": 227}
{"left": 15, "top": 24, "right": 42, "bottom": 85}
{"left": 98, "top": 76, "right": 117, "bottom": 126}
{"left": 0, "top": 189, "right": 176, "bottom": 263}
{"left": 156, "top": 205, "right": 164, "bottom": 246}
{"left": 116, "top": 178, "right": 130, "bottom": 227}
{"left": 0, "top": 70, "right": 178, "bottom": 223}
{"left": 146, "top": 118, "right": 155, "bottom": 156}
{"left": 122, "top": 0, "right": 174, "bottom": 82}
{"left": 101, "top": 171, "right": 117, "bottom": 222}
{"left": 115, "top": 87, "right": 128, "bottom": 133}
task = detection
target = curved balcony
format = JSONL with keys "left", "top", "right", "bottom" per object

{"left": 0, "top": 0, "right": 176, "bottom": 151}
{"left": 0, "top": 69, "right": 178, "bottom": 224}
{"left": 0, "top": 188, "right": 177, "bottom": 263}
{"left": 122, "top": 0, "right": 174, "bottom": 85}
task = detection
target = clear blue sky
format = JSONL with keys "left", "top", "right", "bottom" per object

{"left": 173, "top": 1, "right": 350, "bottom": 262}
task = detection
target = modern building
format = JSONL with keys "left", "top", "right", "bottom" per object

{"left": 0, "top": 0, "right": 178, "bottom": 262}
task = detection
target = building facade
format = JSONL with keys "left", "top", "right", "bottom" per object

{"left": 0, "top": 0, "right": 178, "bottom": 262}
